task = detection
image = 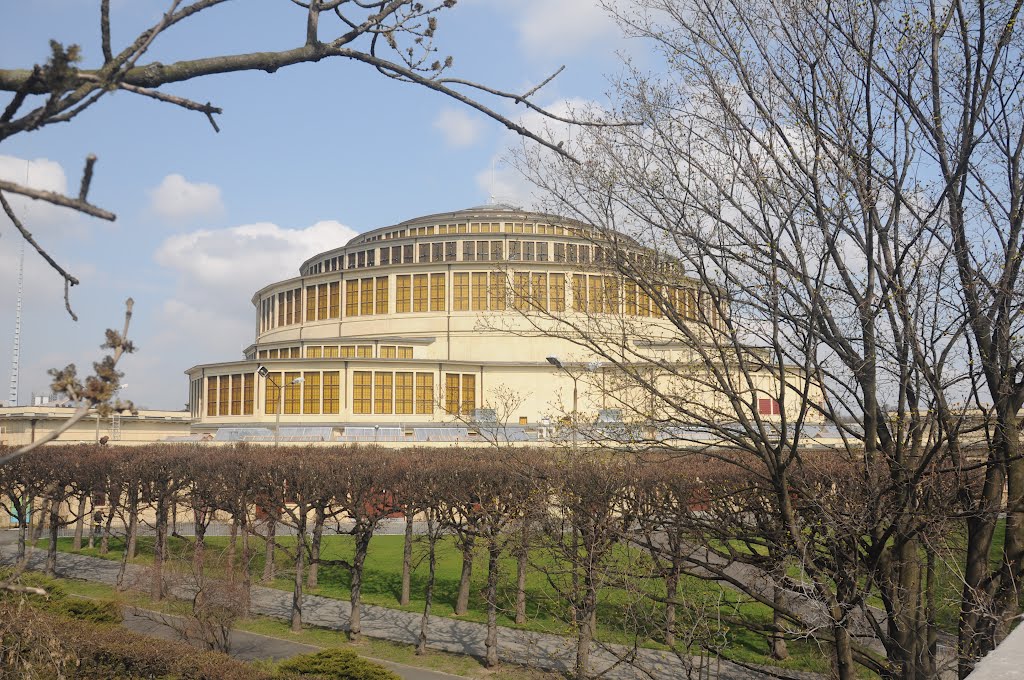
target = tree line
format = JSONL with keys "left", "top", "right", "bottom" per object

{"left": 0, "top": 442, "right": 980, "bottom": 679}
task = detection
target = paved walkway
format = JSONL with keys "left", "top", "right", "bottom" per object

{"left": 120, "top": 606, "right": 463, "bottom": 680}
{"left": 1, "top": 544, "right": 811, "bottom": 680}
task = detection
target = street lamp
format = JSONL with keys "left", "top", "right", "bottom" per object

{"left": 547, "top": 356, "right": 580, "bottom": 446}
{"left": 258, "top": 366, "right": 303, "bottom": 446}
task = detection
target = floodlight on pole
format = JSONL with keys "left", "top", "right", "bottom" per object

{"left": 258, "top": 366, "right": 304, "bottom": 446}
{"left": 546, "top": 355, "right": 578, "bottom": 445}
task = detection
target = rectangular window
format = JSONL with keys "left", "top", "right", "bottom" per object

{"left": 463, "top": 241, "right": 476, "bottom": 261}
{"left": 346, "top": 280, "right": 360, "bottom": 317}
{"left": 395, "top": 372, "right": 414, "bottom": 414}
{"left": 303, "top": 372, "right": 321, "bottom": 414}
{"left": 367, "top": 249, "right": 375, "bottom": 267}
{"left": 219, "top": 375, "right": 231, "bottom": 417}
{"left": 290, "top": 347, "right": 301, "bottom": 358}
{"left": 445, "top": 242, "right": 457, "bottom": 261}
{"left": 413, "top": 274, "right": 429, "bottom": 312}
{"left": 360, "top": 278, "right": 374, "bottom": 315}
{"left": 554, "top": 243, "right": 566, "bottom": 262}
{"left": 652, "top": 286, "right": 664, "bottom": 318}
{"left": 231, "top": 374, "right": 243, "bottom": 415}
{"left": 323, "top": 371, "right": 340, "bottom": 414}
{"left": 340, "top": 345, "right": 355, "bottom": 358}
{"left": 398, "top": 346, "right": 413, "bottom": 359}
{"left": 376, "top": 277, "right": 388, "bottom": 314}
{"left": 514, "top": 272, "right": 530, "bottom": 311}
{"left": 353, "top": 371, "right": 372, "bottom": 414}
{"left": 419, "top": 243, "right": 430, "bottom": 262}
{"left": 604, "top": 277, "right": 619, "bottom": 314}
{"left": 509, "top": 241, "right": 521, "bottom": 261}
{"left": 430, "top": 273, "right": 446, "bottom": 311}
{"left": 285, "top": 290, "right": 294, "bottom": 325}
{"left": 537, "top": 242, "right": 549, "bottom": 262}
{"left": 523, "top": 242, "right": 535, "bottom": 261}
{"left": 446, "top": 374, "right": 461, "bottom": 414}
{"left": 453, "top": 272, "right": 470, "bottom": 311}
{"left": 284, "top": 371, "right": 301, "bottom": 414}
{"left": 431, "top": 242, "right": 443, "bottom": 262}
{"left": 579, "top": 246, "right": 591, "bottom": 264}
{"left": 265, "top": 372, "right": 282, "bottom": 415}
{"left": 461, "top": 374, "right": 476, "bottom": 416}
{"left": 573, "top": 274, "right": 587, "bottom": 312}
{"left": 625, "top": 281, "right": 638, "bottom": 315}
{"left": 489, "top": 273, "right": 507, "bottom": 311}
{"left": 243, "top": 374, "right": 254, "bottom": 415}
{"left": 403, "top": 244, "right": 414, "bottom": 263}
{"left": 380, "top": 247, "right": 390, "bottom": 266}
{"left": 357, "top": 251, "right": 365, "bottom": 267}
{"left": 374, "top": 372, "right": 393, "bottom": 414}
{"left": 306, "top": 287, "right": 316, "bottom": 322}
{"left": 639, "top": 288, "right": 651, "bottom": 316}
{"left": 550, "top": 273, "right": 566, "bottom": 312}
{"left": 532, "top": 272, "right": 548, "bottom": 311}
{"left": 477, "top": 241, "right": 490, "bottom": 261}
{"left": 324, "top": 346, "right": 339, "bottom": 358}
{"left": 758, "top": 398, "right": 781, "bottom": 415}
{"left": 329, "top": 282, "right": 340, "bottom": 318}
{"left": 589, "top": 275, "right": 603, "bottom": 313}
{"left": 318, "top": 284, "right": 328, "bottom": 320}
{"left": 307, "top": 346, "right": 323, "bottom": 358}
{"left": 348, "top": 253, "right": 356, "bottom": 269}
{"left": 491, "top": 241, "right": 503, "bottom": 261}
{"left": 396, "top": 275, "right": 412, "bottom": 312}
{"left": 357, "top": 345, "right": 373, "bottom": 358}
{"left": 207, "top": 376, "right": 218, "bottom": 417}
{"left": 416, "top": 373, "right": 434, "bottom": 414}
{"left": 277, "top": 292, "right": 285, "bottom": 326}
{"left": 380, "top": 345, "right": 397, "bottom": 358}
{"left": 472, "top": 273, "right": 488, "bottom": 311}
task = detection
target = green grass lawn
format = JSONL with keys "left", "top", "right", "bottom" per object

{"left": 46, "top": 532, "right": 840, "bottom": 674}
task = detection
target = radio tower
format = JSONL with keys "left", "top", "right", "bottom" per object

{"left": 8, "top": 242, "right": 24, "bottom": 407}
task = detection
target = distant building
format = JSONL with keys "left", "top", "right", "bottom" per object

{"left": 185, "top": 205, "right": 800, "bottom": 440}
{"left": 0, "top": 406, "right": 191, "bottom": 446}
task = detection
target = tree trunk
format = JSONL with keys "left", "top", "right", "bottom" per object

{"left": 240, "top": 514, "right": 252, "bottom": 615}
{"left": 31, "top": 498, "right": 50, "bottom": 542}
{"left": 665, "top": 566, "right": 679, "bottom": 648}
{"left": 16, "top": 502, "right": 26, "bottom": 563}
{"left": 262, "top": 512, "right": 277, "bottom": 582}
{"left": 72, "top": 494, "right": 86, "bottom": 551}
{"left": 193, "top": 507, "right": 207, "bottom": 578}
{"left": 515, "top": 520, "right": 529, "bottom": 625}
{"left": 348, "top": 526, "right": 372, "bottom": 640}
{"left": 418, "top": 521, "right": 437, "bottom": 655}
{"left": 126, "top": 489, "right": 139, "bottom": 559}
{"left": 227, "top": 516, "right": 238, "bottom": 581}
{"left": 291, "top": 505, "right": 307, "bottom": 632}
{"left": 151, "top": 490, "right": 169, "bottom": 601}
{"left": 45, "top": 499, "right": 60, "bottom": 577}
{"left": 769, "top": 580, "right": 788, "bottom": 660}
{"left": 575, "top": 582, "right": 596, "bottom": 680}
{"left": 401, "top": 509, "right": 414, "bottom": 606}
{"left": 455, "top": 535, "right": 474, "bottom": 615}
{"left": 307, "top": 506, "right": 325, "bottom": 589}
{"left": 100, "top": 498, "right": 117, "bottom": 555}
{"left": 484, "top": 540, "right": 502, "bottom": 668}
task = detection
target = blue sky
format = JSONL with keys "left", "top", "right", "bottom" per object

{"left": 0, "top": 0, "right": 635, "bottom": 410}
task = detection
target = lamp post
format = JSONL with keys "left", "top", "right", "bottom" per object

{"left": 258, "top": 366, "right": 303, "bottom": 446}
{"left": 546, "top": 356, "right": 579, "bottom": 446}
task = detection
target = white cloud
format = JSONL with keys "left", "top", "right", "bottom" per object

{"left": 0, "top": 155, "right": 78, "bottom": 233}
{"left": 512, "top": 0, "right": 617, "bottom": 58}
{"left": 148, "top": 173, "right": 225, "bottom": 224}
{"left": 433, "top": 108, "right": 486, "bottom": 148}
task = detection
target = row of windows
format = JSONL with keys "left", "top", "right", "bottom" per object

{"left": 256, "top": 345, "right": 414, "bottom": 360}
{"left": 352, "top": 371, "right": 436, "bottom": 415}
{"left": 353, "top": 220, "right": 580, "bottom": 247}
{"left": 265, "top": 371, "right": 342, "bottom": 415}
{"left": 306, "top": 237, "right": 663, "bottom": 275}
{"left": 261, "top": 272, "right": 719, "bottom": 330}
{"left": 206, "top": 374, "right": 256, "bottom": 417}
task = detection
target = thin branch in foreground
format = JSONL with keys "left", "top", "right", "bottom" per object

{"left": 0, "top": 190, "right": 81, "bottom": 319}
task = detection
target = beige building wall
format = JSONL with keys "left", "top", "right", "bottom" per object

{"left": 0, "top": 407, "right": 192, "bottom": 447}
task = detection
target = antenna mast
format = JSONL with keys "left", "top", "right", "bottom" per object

{"left": 8, "top": 242, "right": 24, "bottom": 407}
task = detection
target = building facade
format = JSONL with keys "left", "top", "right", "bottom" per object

{"left": 185, "top": 204, "right": 775, "bottom": 437}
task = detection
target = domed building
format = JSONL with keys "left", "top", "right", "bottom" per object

{"left": 185, "top": 204, "right": 756, "bottom": 441}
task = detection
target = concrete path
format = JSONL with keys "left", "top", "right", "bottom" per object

{"left": 1, "top": 544, "right": 814, "bottom": 680}
{"left": 120, "top": 606, "right": 464, "bottom": 680}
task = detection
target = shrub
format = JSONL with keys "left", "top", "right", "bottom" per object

{"left": 55, "top": 597, "right": 123, "bottom": 624}
{"left": 278, "top": 649, "right": 401, "bottom": 680}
